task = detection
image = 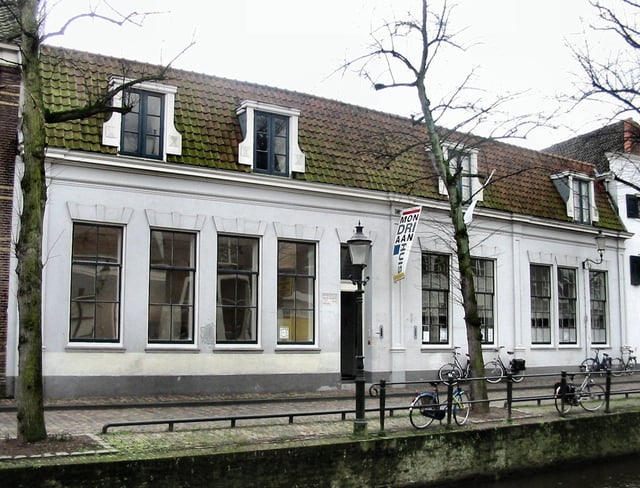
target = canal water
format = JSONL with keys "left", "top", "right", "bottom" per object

{"left": 457, "top": 455, "right": 640, "bottom": 487}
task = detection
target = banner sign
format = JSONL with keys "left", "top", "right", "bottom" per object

{"left": 392, "top": 206, "right": 422, "bottom": 282}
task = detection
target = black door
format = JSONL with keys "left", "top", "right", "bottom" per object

{"left": 341, "top": 292, "right": 357, "bottom": 379}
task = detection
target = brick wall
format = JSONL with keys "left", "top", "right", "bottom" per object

{"left": 0, "top": 62, "right": 20, "bottom": 394}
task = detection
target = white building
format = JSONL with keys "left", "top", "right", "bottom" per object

{"left": 2, "top": 46, "right": 630, "bottom": 399}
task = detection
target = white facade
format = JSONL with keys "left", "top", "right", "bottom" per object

{"left": 4, "top": 146, "right": 628, "bottom": 398}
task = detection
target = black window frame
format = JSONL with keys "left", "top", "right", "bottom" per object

{"left": 589, "top": 270, "right": 608, "bottom": 344}
{"left": 472, "top": 257, "right": 495, "bottom": 345}
{"left": 421, "top": 253, "right": 450, "bottom": 345}
{"left": 558, "top": 267, "right": 577, "bottom": 344}
{"left": 530, "top": 264, "right": 552, "bottom": 345}
{"left": 69, "top": 222, "right": 123, "bottom": 343}
{"left": 120, "top": 88, "right": 165, "bottom": 160}
{"left": 573, "top": 178, "right": 591, "bottom": 224}
{"left": 254, "top": 111, "right": 289, "bottom": 176}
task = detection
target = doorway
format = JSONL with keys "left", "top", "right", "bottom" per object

{"left": 341, "top": 291, "right": 357, "bottom": 379}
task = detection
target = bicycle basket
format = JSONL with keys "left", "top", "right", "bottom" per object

{"left": 511, "top": 359, "right": 526, "bottom": 372}
{"left": 416, "top": 393, "right": 445, "bottom": 419}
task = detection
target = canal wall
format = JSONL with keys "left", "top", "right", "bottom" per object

{"left": 3, "top": 411, "right": 640, "bottom": 487}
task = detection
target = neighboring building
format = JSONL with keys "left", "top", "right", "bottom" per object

{"left": 0, "top": 1, "right": 20, "bottom": 394}
{"left": 546, "top": 119, "right": 640, "bottom": 353}
{"left": 1, "top": 45, "right": 630, "bottom": 399}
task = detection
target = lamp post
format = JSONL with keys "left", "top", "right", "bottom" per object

{"left": 582, "top": 230, "right": 606, "bottom": 269}
{"left": 347, "top": 222, "right": 372, "bottom": 436}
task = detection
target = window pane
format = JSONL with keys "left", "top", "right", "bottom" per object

{"left": 69, "top": 223, "right": 122, "bottom": 342}
{"left": 590, "top": 270, "right": 607, "bottom": 344}
{"left": 147, "top": 94, "right": 162, "bottom": 116}
{"left": 472, "top": 258, "right": 494, "bottom": 344}
{"left": 148, "top": 230, "right": 196, "bottom": 343}
{"left": 422, "top": 253, "right": 449, "bottom": 344}
{"left": 530, "top": 264, "right": 551, "bottom": 344}
{"left": 253, "top": 112, "right": 289, "bottom": 175}
{"left": 277, "top": 240, "right": 315, "bottom": 344}
{"left": 216, "top": 236, "right": 259, "bottom": 344}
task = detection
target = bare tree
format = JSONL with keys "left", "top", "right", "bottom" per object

{"left": 344, "top": 0, "right": 553, "bottom": 410}
{"left": 4, "top": 0, "right": 191, "bottom": 443}
{"left": 571, "top": 0, "right": 640, "bottom": 120}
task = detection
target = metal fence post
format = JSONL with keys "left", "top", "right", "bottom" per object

{"left": 559, "top": 370, "right": 567, "bottom": 417}
{"left": 379, "top": 379, "right": 386, "bottom": 435}
{"left": 605, "top": 369, "right": 611, "bottom": 413}
{"left": 446, "top": 377, "right": 454, "bottom": 426}
{"left": 506, "top": 372, "right": 513, "bottom": 421}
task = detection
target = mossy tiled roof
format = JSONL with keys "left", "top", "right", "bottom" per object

{"left": 40, "top": 45, "right": 624, "bottom": 231}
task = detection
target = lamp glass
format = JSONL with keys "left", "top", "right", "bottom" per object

{"left": 347, "top": 224, "right": 371, "bottom": 266}
{"left": 595, "top": 231, "right": 606, "bottom": 254}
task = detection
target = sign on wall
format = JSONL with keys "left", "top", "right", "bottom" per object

{"left": 392, "top": 206, "right": 422, "bottom": 282}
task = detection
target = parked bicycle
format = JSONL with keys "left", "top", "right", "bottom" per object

{"left": 438, "top": 346, "right": 471, "bottom": 382}
{"left": 610, "top": 345, "right": 637, "bottom": 376}
{"left": 553, "top": 372, "right": 605, "bottom": 414}
{"left": 580, "top": 348, "right": 611, "bottom": 373}
{"left": 483, "top": 346, "right": 525, "bottom": 383}
{"left": 409, "top": 381, "right": 470, "bottom": 429}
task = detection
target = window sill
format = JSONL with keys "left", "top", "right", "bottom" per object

{"left": 145, "top": 345, "right": 200, "bottom": 353}
{"left": 275, "top": 346, "right": 321, "bottom": 353}
{"left": 212, "top": 346, "right": 264, "bottom": 353}
{"left": 65, "top": 344, "right": 125, "bottom": 352}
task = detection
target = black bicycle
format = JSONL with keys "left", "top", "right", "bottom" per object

{"left": 580, "top": 348, "right": 611, "bottom": 373}
{"left": 437, "top": 346, "right": 471, "bottom": 382}
{"left": 409, "top": 381, "right": 470, "bottom": 429}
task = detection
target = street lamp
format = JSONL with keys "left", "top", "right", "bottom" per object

{"left": 582, "top": 230, "right": 606, "bottom": 269}
{"left": 347, "top": 222, "right": 372, "bottom": 436}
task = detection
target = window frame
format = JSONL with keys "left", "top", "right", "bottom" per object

{"left": 120, "top": 88, "right": 165, "bottom": 160}
{"left": 215, "top": 235, "right": 260, "bottom": 345}
{"left": 148, "top": 229, "right": 197, "bottom": 344}
{"left": 69, "top": 222, "right": 123, "bottom": 343}
{"left": 421, "top": 253, "right": 450, "bottom": 345}
{"left": 277, "top": 240, "right": 316, "bottom": 346}
{"left": 573, "top": 178, "right": 591, "bottom": 224}
{"left": 557, "top": 267, "right": 578, "bottom": 344}
{"left": 530, "top": 264, "right": 552, "bottom": 345}
{"left": 253, "top": 111, "right": 289, "bottom": 176}
{"left": 472, "top": 257, "right": 495, "bottom": 345}
{"left": 589, "top": 270, "right": 608, "bottom": 345}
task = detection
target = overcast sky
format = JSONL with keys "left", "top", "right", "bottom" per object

{"left": 43, "top": 0, "right": 624, "bottom": 150}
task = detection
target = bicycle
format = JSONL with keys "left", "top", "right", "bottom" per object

{"left": 610, "top": 345, "right": 637, "bottom": 376}
{"left": 553, "top": 372, "right": 605, "bottom": 413}
{"left": 409, "top": 381, "right": 470, "bottom": 429}
{"left": 580, "top": 348, "right": 611, "bottom": 373}
{"left": 483, "top": 346, "right": 525, "bottom": 383}
{"left": 437, "top": 346, "right": 471, "bottom": 382}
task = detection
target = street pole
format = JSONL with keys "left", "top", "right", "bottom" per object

{"left": 353, "top": 263, "right": 367, "bottom": 436}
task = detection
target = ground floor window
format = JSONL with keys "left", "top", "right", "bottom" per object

{"left": 69, "top": 223, "right": 122, "bottom": 342}
{"left": 589, "top": 270, "right": 607, "bottom": 344}
{"left": 277, "top": 240, "right": 315, "bottom": 344}
{"left": 558, "top": 267, "right": 577, "bottom": 344}
{"left": 472, "top": 258, "right": 495, "bottom": 344}
{"left": 530, "top": 264, "right": 551, "bottom": 344}
{"left": 148, "top": 230, "right": 196, "bottom": 343}
{"left": 421, "top": 253, "right": 449, "bottom": 344}
{"left": 216, "top": 235, "right": 259, "bottom": 344}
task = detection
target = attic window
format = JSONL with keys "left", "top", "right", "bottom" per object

{"left": 437, "top": 146, "right": 482, "bottom": 203}
{"left": 551, "top": 171, "right": 599, "bottom": 224}
{"left": 626, "top": 194, "right": 640, "bottom": 218}
{"left": 102, "top": 77, "right": 182, "bottom": 160}
{"left": 237, "top": 100, "right": 305, "bottom": 175}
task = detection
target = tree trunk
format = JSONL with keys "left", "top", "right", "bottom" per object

{"left": 15, "top": 0, "right": 47, "bottom": 443}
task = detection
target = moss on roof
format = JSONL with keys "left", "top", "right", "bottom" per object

{"left": 39, "top": 45, "right": 624, "bottom": 232}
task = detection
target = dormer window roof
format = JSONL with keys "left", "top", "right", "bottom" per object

{"left": 236, "top": 100, "right": 305, "bottom": 175}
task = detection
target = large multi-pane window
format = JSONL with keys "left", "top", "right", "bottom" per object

{"left": 558, "top": 267, "right": 577, "bottom": 344}
{"left": 277, "top": 241, "right": 315, "bottom": 344}
{"left": 421, "top": 253, "right": 449, "bottom": 344}
{"left": 254, "top": 111, "right": 288, "bottom": 175}
{"left": 472, "top": 258, "right": 495, "bottom": 344}
{"left": 70, "top": 223, "right": 122, "bottom": 342}
{"left": 216, "top": 235, "right": 259, "bottom": 344}
{"left": 590, "top": 270, "right": 607, "bottom": 344}
{"left": 121, "top": 89, "right": 164, "bottom": 159}
{"left": 573, "top": 178, "right": 591, "bottom": 224}
{"left": 148, "top": 230, "right": 196, "bottom": 343}
{"left": 530, "top": 264, "right": 552, "bottom": 344}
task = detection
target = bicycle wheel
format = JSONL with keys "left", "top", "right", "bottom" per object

{"left": 453, "top": 391, "right": 470, "bottom": 426}
{"left": 511, "top": 368, "right": 525, "bottom": 383}
{"left": 484, "top": 361, "right": 504, "bottom": 383}
{"left": 610, "top": 357, "right": 625, "bottom": 376}
{"left": 554, "top": 386, "right": 573, "bottom": 414}
{"left": 579, "top": 383, "right": 605, "bottom": 412}
{"left": 581, "top": 358, "right": 598, "bottom": 372}
{"left": 628, "top": 357, "right": 637, "bottom": 375}
{"left": 409, "top": 393, "right": 437, "bottom": 429}
{"left": 438, "top": 363, "right": 462, "bottom": 383}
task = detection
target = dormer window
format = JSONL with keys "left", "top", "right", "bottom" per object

{"left": 121, "top": 89, "right": 164, "bottom": 159}
{"left": 237, "top": 100, "right": 305, "bottom": 175}
{"left": 102, "top": 77, "right": 182, "bottom": 160}
{"left": 438, "top": 146, "right": 482, "bottom": 203}
{"left": 551, "top": 171, "right": 599, "bottom": 224}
